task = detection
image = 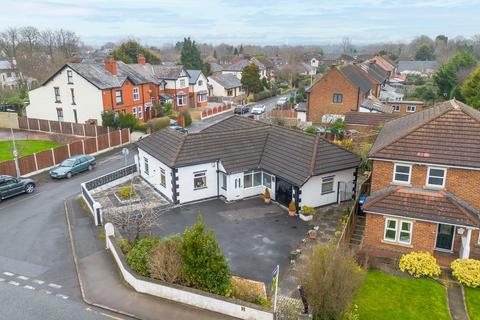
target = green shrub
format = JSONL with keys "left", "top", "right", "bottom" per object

{"left": 134, "top": 123, "right": 147, "bottom": 133}
{"left": 163, "top": 102, "right": 173, "bottom": 115}
{"left": 304, "top": 125, "right": 317, "bottom": 135}
{"left": 126, "top": 237, "right": 159, "bottom": 277}
{"left": 451, "top": 259, "right": 480, "bottom": 288}
{"left": 181, "top": 214, "right": 231, "bottom": 295}
{"left": 148, "top": 235, "right": 184, "bottom": 284}
{"left": 181, "top": 110, "right": 192, "bottom": 126}
{"left": 118, "top": 239, "right": 134, "bottom": 255}
{"left": 146, "top": 116, "right": 170, "bottom": 132}
{"left": 252, "top": 90, "right": 276, "bottom": 101}
{"left": 301, "top": 206, "right": 315, "bottom": 216}
{"left": 117, "top": 185, "right": 136, "bottom": 200}
{"left": 399, "top": 251, "right": 441, "bottom": 278}
{"left": 231, "top": 276, "right": 270, "bottom": 308}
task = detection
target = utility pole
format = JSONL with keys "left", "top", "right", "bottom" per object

{"left": 9, "top": 113, "right": 20, "bottom": 177}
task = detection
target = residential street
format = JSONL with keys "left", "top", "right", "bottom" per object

{"left": 0, "top": 147, "right": 135, "bottom": 307}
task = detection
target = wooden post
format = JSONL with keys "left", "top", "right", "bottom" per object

{"left": 82, "top": 124, "right": 86, "bottom": 136}
{"left": 37, "top": 119, "right": 40, "bottom": 131}
{"left": 51, "top": 148, "right": 56, "bottom": 165}
{"left": 82, "top": 139, "right": 85, "bottom": 155}
{"left": 33, "top": 152, "right": 39, "bottom": 171}
{"left": 48, "top": 120, "right": 51, "bottom": 133}
{"left": 107, "top": 127, "right": 111, "bottom": 148}
{"left": 67, "top": 143, "right": 71, "bottom": 157}
{"left": 119, "top": 129, "right": 123, "bottom": 145}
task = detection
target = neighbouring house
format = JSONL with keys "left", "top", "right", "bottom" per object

{"left": 371, "top": 55, "right": 397, "bottom": 77}
{"left": 207, "top": 74, "right": 243, "bottom": 98}
{"left": 305, "top": 64, "right": 374, "bottom": 123}
{"left": 222, "top": 59, "right": 267, "bottom": 79}
{"left": 362, "top": 99, "right": 480, "bottom": 266}
{"left": 0, "top": 59, "right": 24, "bottom": 89}
{"left": 187, "top": 69, "right": 208, "bottom": 108}
{"left": 209, "top": 63, "right": 223, "bottom": 75}
{"left": 135, "top": 115, "right": 360, "bottom": 209}
{"left": 344, "top": 111, "right": 394, "bottom": 132}
{"left": 310, "top": 57, "right": 320, "bottom": 68}
{"left": 295, "top": 102, "right": 307, "bottom": 122}
{"left": 251, "top": 56, "right": 275, "bottom": 80}
{"left": 398, "top": 60, "right": 438, "bottom": 76}
{"left": 357, "top": 63, "right": 389, "bottom": 97}
{"left": 359, "top": 96, "right": 394, "bottom": 114}
{"left": 298, "top": 62, "right": 317, "bottom": 76}
{"left": 379, "top": 84, "right": 404, "bottom": 102}
{"left": 384, "top": 100, "right": 428, "bottom": 115}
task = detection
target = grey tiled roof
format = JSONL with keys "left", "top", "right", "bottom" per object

{"left": 361, "top": 98, "right": 393, "bottom": 114}
{"left": 208, "top": 74, "right": 242, "bottom": 89}
{"left": 136, "top": 116, "right": 360, "bottom": 186}
{"left": 339, "top": 65, "right": 373, "bottom": 93}
{"left": 398, "top": 60, "right": 437, "bottom": 73}
{"left": 210, "top": 63, "right": 223, "bottom": 72}
{"left": 345, "top": 112, "right": 394, "bottom": 126}
{"left": 186, "top": 69, "right": 202, "bottom": 84}
{"left": 359, "top": 63, "right": 388, "bottom": 84}
{"left": 223, "top": 59, "right": 250, "bottom": 72}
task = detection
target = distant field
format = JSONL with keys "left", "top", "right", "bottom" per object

{"left": 0, "top": 140, "right": 63, "bottom": 162}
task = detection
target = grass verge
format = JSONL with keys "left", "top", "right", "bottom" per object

{"left": 0, "top": 140, "right": 62, "bottom": 162}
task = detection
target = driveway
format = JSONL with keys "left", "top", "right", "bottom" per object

{"left": 155, "top": 197, "right": 309, "bottom": 286}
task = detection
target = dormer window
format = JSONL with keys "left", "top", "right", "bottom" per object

{"left": 198, "top": 80, "right": 203, "bottom": 86}
{"left": 67, "top": 70, "right": 73, "bottom": 84}
{"left": 179, "top": 79, "right": 186, "bottom": 87}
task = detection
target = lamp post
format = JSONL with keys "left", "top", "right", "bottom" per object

{"left": 9, "top": 113, "right": 20, "bottom": 177}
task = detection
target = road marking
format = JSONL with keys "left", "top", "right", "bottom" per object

{"left": 24, "top": 285, "right": 35, "bottom": 290}
{"left": 40, "top": 289, "right": 52, "bottom": 295}
{"left": 55, "top": 294, "right": 68, "bottom": 299}
{"left": 17, "top": 275, "right": 29, "bottom": 280}
{"left": 32, "top": 279, "right": 45, "bottom": 285}
{"left": 3, "top": 272, "right": 14, "bottom": 277}
{"left": 8, "top": 281, "right": 19, "bottom": 286}
{"left": 100, "top": 312, "right": 125, "bottom": 320}
{"left": 48, "top": 283, "right": 62, "bottom": 289}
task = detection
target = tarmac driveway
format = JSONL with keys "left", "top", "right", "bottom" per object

{"left": 155, "top": 197, "right": 309, "bottom": 286}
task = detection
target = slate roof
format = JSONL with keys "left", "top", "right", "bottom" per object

{"left": 359, "top": 63, "right": 389, "bottom": 84}
{"left": 253, "top": 56, "right": 274, "bottom": 68}
{"left": 186, "top": 69, "right": 202, "bottom": 84}
{"left": 398, "top": 61, "right": 437, "bottom": 73}
{"left": 209, "top": 74, "right": 242, "bottom": 89}
{"left": 295, "top": 102, "right": 307, "bottom": 112}
{"left": 344, "top": 112, "right": 394, "bottom": 127}
{"left": 373, "top": 56, "right": 396, "bottom": 73}
{"left": 370, "top": 99, "right": 480, "bottom": 168}
{"left": 339, "top": 65, "right": 373, "bottom": 93}
{"left": 136, "top": 116, "right": 360, "bottom": 186}
{"left": 210, "top": 63, "right": 223, "bottom": 73}
{"left": 363, "top": 186, "right": 480, "bottom": 227}
{"left": 223, "top": 59, "right": 250, "bottom": 72}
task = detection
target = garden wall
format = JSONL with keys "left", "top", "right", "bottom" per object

{"left": 200, "top": 103, "right": 232, "bottom": 120}
{"left": 105, "top": 227, "right": 273, "bottom": 320}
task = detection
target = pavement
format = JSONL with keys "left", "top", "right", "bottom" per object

{"left": 65, "top": 196, "right": 236, "bottom": 320}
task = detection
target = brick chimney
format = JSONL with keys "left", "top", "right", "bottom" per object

{"left": 137, "top": 53, "right": 146, "bottom": 65}
{"left": 104, "top": 56, "right": 117, "bottom": 75}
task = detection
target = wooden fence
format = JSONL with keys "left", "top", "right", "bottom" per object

{"left": 200, "top": 103, "right": 232, "bottom": 120}
{"left": 16, "top": 116, "right": 109, "bottom": 137}
{"left": 0, "top": 128, "right": 130, "bottom": 177}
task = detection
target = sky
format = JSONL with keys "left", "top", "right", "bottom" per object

{"left": 0, "top": 0, "right": 479, "bottom": 46}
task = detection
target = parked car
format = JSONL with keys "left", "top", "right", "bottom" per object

{"left": 251, "top": 104, "right": 266, "bottom": 115}
{"left": 0, "top": 175, "right": 35, "bottom": 201}
{"left": 170, "top": 125, "right": 188, "bottom": 134}
{"left": 315, "top": 126, "right": 326, "bottom": 134}
{"left": 276, "top": 96, "right": 288, "bottom": 107}
{"left": 49, "top": 155, "right": 96, "bottom": 179}
{"left": 234, "top": 104, "right": 250, "bottom": 115}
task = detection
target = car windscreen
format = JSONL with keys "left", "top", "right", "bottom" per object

{"left": 60, "top": 159, "right": 76, "bottom": 167}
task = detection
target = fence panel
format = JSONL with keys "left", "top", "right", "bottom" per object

{"left": 72, "top": 123, "right": 84, "bottom": 136}
{"left": 84, "top": 138, "right": 97, "bottom": 154}
{"left": 69, "top": 140, "right": 83, "bottom": 156}
{"left": 97, "top": 134, "right": 108, "bottom": 151}
{"left": 110, "top": 130, "right": 121, "bottom": 147}
{"left": 96, "top": 126, "right": 107, "bottom": 135}
{"left": 84, "top": 125, "right": 96, "bottom": 137}
{"left": 18, "top": 155, "right": 36, "bottom": 175}
{"left": 121, "top": 128, "right": 129, "bottom": 143}
{"left": 0, "top": 160, "right": 17, "bottom": 176}
{"left": 50, "top": 121, "right": 61, "bottom": 133}
{"left": 39, "top": 119, "right": 50, "bottom": 132}
{"left": 53, "top": 145, "right": 69, "bottom": 164}
{"left": 61, "top": 122, "right": 73, "bottom": 135}
{"left": 36, "top": 149, "right": 54, "bottom": 170}
{"left": 28, "top": 118, "right": 39, "bottom": 131}
{"left": 18, "top": 117, "right": 28, "bottom": 130}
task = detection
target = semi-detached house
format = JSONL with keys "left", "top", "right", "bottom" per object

{"left": 135, "top": 116, "right": 360, "bottom": 209}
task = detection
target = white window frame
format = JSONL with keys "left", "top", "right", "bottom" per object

{"left": 383, "top": 218, "right": 413, "bottom": 245}
{"left": 160, "top": 168, "right": 166, "bottom": 187}
{"left": 426, "top": 167, "right": 447, "bottom": 188}
{"left": 243, "top": 170, "right": 262, "bottom": 189}
{"left": 177, "top": 94, "right": 186, "bottom": 106}
{"left": 321, "top": 176, "right": 335, "bottom": 195}
{"left": 262, "top": 172, "right": 273, "bottom": 189}
{"left": 194, "top": 171, "right": 207, "bottom": 190}
{"left": 132, "top": 106, "right": 137, "bottom": 117}
{"left": 406, "top": 105, "right": 416, "bottom": 113}
{"left": 198, "top": 93, "right": 207, "bottom": 103}
{"left": 54, "top": 87, "right": 61, "bottom": 102}
{"left": 220, "top": 172, "right": 227, "bottom": 191}
{"left": 133, "top": 87, "right": 140, "bottom": 101}
{"left": 137, "top": 105, "right": 143, "bottom": 119}
{"left": 179, "top": 79, "right": 186, "bottom": 87}
{"left": 144, "top": 157, "right": 149, "bottom": 176}
{"left": 115, "top": 90, "right": 123, "bottom": 104}
{"left": 393, "top": 163, "right": 412, "bottom": 184}
{"left": 392, "top": 105, "right": 400, "bottom": 112}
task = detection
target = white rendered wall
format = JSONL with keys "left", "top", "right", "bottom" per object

{"left": 138, "top": 149, "right": 173, "bottom": 202}
{"left": 177, "top": 162, "right": 219, "bottom": 203}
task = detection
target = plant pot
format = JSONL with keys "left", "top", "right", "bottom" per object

{"left": 289, "top": 210, "right": 296, "bottom": 217}
{"left": 299, "top": 213, "right": 313, "bottom": 222}
{"left": 308, "top": 230, "right": 318, "bottom": 239}
{"left": 264, "top": 198, "right": 271, "bottom": 204}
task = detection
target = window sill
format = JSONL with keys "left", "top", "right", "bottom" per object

{"left": 424, "top": 185, "right": 445, "bottom": 190}
{"left": 381, "top": 240, "right": 413, "bottom": 248}
{"left": 194, "top": 186, "right": 208, "bottom": 191}
{"left": 321, "top": 191, "right": 335, "bottom": 195}
{"left": 391, "top": 182, "right": 411, "bottom": 187}
{"left": 434, "top": 248, "right": 453, "bottom": 254}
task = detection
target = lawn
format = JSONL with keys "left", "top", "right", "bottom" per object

{"left": 0, "top": 140, "right": 62, "bottom": 162}
{"left": 465, "top": 287, "right": 480, "bottom": 320}
{"left": 354, "top": 269, "right": 450, "bottom": 320}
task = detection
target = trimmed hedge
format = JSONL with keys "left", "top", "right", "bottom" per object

{"left": 399, "top": 251, "right": 441, "bottom": 278}
{"left": 252, "top": 89, "right": 277, "bottom": 102}
{"left": 146, "top": 116, "right": 170, "bottom": 132}
{"left": 451, "top": 259, "right": 480, "bottom": 288}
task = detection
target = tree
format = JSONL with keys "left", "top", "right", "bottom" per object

{"left": 239, "top": 44, "right": 244, "bottom": 54}
{"left": 433, "top": 51, "right": 477, "bottom": 99}
{"left": 213, "top": 49, "right": 217, "bottom": 59}
{"left": 299, "top": 244, "right": 365, "bottom": 320}
{"left": 181, "top": 214, "right": 231, "bottom": 295}
{"left": 180, "top": 37, "right": 203, "bottom": 70}
{"left": 341, "top": 37, "right": 353, "bottom": 55}
{"left": 414, "top": 44, "right": 435, "bottom": 60}
{"left": 241, "top": 63, "right": 263, "bottom": 96}
{"left": 461, "top": 68, "right": 480, "bottom": 109}
{"left": 112, "top": 40, "right": 161, "bottom": 64}
{"left": 233, "top": 47, "right": 239, "bottom": 56}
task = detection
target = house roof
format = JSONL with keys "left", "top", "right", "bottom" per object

{"left": 186, "top": 69, "right": 202, "bottom": 84}
{"left": 339, "top": 65, "right": 373, "bottom": 93}
{"left": 223, "top": 59, "right": 250, "bottom": 72}
{"left": 372, "top": 56, "right": 396, "bottom": 73}
{"left": 370, "top": 99, "right": 480, "bottom": 168}
{"left": 210, "top": 63, "right": 223, "bottom": 73}
{"left": 253, "top": 56, "right": 274, "bottom": 68}
{"left": 359, "top": 63, "right": 389, "bottom": 84}
{"left": 295, "top": 102, "right": 307, "bottom": 112}
{"left": 0, "top": 60, "right": 13, "bottom": 70}
{"left": 361, "top": 97, "right": 393, "bottom": 114}
{"left": 136, "top": 116, "right": 361, "bottom": 186}
{"left": 363, "top": 186, "right": 480, "bottom": 227}
{"left": 208, "top": 74, "right": 242, "bottom": 89}
{"left": 344, "top": 111, "right": 394, "bottom": 127}
{"left": 398, "top": 61, "right": 437, "bottom": 73}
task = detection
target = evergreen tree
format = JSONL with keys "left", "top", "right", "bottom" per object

{"left": 213, "top": 50, "right": 217, "bottom": 59}
{"left": 111, "top": 40, "right": 161, "bottom": 64}
{"left": 239, "top": 44, "right": 244, "bottom": 54}
{"left": 180, "top": 37, "right": 204, "bottom": 70}
{"left": 433, "top": 51, "right": 477, "bottom": 99}
{"left": 241, "top": 64, "right": 263, "bottom": 96}
{"left": 233, "top": 47, "right": 239, "bottom": 56}
{"left": 461, "top": 68, "right": 480, "bottom": 109}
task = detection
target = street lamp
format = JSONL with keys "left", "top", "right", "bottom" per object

{"left": 9, "top": 113, "right": 20, "bottom": 177}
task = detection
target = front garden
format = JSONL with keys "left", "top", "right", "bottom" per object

{"left": 0, "top": 140, "right": 62, "bottom": 162}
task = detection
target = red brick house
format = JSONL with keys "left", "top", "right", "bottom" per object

{"left": 362, "top": 99, "right": 480, "bottom": 266}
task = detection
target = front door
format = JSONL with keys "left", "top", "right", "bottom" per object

{"left": 275, "top": 177, "right": 293, "bottom": 207}
{"left": 436, "top": 224, "right": 455, "bottom": 251}
{"left": 190, "top": 96, "right": 195, "bottom": 108}
{"left": 233, "top": 177, "right": 242, "bottom": 198}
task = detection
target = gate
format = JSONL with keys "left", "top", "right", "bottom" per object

{"left": 337, "top": 181, "right": 354, "bottom": 204}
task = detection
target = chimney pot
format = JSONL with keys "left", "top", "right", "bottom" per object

{"left": 104, "top": 56, "right": 117, "bottom": 75}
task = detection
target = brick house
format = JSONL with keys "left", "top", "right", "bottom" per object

{"left": 362, "top": 99, "right": 480, "bottom": 266}
{"left": 305, "top": 65, "right": 373, "bottom": 123}
{"left": 384, "top": 100, "right": 429, "bottom": 116}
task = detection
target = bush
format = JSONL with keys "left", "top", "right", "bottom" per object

{"left": 163, "top": 102, "right": 173, "bottom": 115}
{"left": 252, "top": 90, "right": 276, "bottom": 101}
{"left": 231, "top": 276, "right": 270, "bottom": 308}
{"left": 148, "top": 235, "right": 184, "bottom": 284}
{"left": 301, "top": 206, "right": 315, "bottom": 216}
{"left": 117, "top": 185, "right": 136, "bottom": 200}
{"left": 399, "top": 251, "right": 441, "bottom": 278}
{"left": 451, "top": 259, "right": 480, "bottom": 288}
{"left": 118, "top": 239, "right": 134, "bottom": 255}
{"left": 134, "top": 123, "right": 147, "bottom": 133}
{"left": 126, "top": 237, "right": 159, "bottom": 277}
{"left": 101, "top": 110, "right": 139, "bottom": 131}
{"left": 181, "top": 214, "right": 231, "bottom": 295}
{"left": 181, "top": 110, "right": 192, "bottom": 126}
{"left": 146, "top": 116, "right": 170, "bottom": 132}
{"left": 304, "top": 125, "right": 317, "bottom": 135}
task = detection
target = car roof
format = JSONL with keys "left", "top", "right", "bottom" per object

{"left": 0, "top": 175, "right": 14, "bottom": 180}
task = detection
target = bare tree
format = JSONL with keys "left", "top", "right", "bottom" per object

{"left": 341, "top": 37, "right": 353, "bottom": 55}
{"left": 0, "top": 27, "right": 20, "bottom": 59}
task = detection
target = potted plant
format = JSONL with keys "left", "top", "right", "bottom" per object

{"left": 264, "top": 188, "right": 271, "bottom": 204}
{"left": 299, "top": 206, "right": 315, "bottom": 222}
{"left": 288, "top": 200, "right": 296, "bottom": 216}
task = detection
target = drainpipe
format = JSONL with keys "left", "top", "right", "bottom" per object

{"left": 110, "top": 89, "right": 115, "bottom": 111}
{"left": 216, "top": 160, "right": 220, "bottom": 199}
{"left": 294, "top": 186, "right": 300, "bottom": 214}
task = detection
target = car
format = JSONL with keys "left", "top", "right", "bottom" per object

{"left": 250, "top": 104, "right": 266, "bottom": 115}
{"left": 234, "top": 104, "right": 250, "bottom": 115}
{"left": 49, "top": 155, "right": 96, "bottom": 179}
{"left": 0, "top": 175, "right": 35, "bottom": 201}
{"left": 315, "top": 126, "right": 326, "bottom": 134}
{"left": 276, "top": 96, "right": 288, "bottom": 107}
{"left": 170, "top": 125, "right": 188, "bottom": 133}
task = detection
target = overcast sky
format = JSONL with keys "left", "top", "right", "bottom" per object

{"left": 1, "top": 0, "right": 479, "bottom": 46}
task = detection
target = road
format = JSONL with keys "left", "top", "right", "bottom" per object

{"left": 0, "top": 147, "right": 135, "bottom": 308}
